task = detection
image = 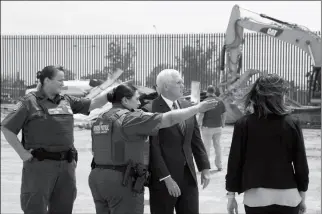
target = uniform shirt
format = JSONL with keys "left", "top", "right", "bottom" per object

{"left": 121, "top": 108, "right": 163, "bottom": 137}
{"left": 202, "top": 96, "right": 226, "bottom": 128}
{"left": 91, "top": 105, "right": 163, "bottom": 165}
{"left": 1, "top": 90, "right": 91, "bottom": 152}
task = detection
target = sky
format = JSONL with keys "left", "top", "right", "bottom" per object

{"left": 1, "top": 1, "right": 321, "bottom": 35}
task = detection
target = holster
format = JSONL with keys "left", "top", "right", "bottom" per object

{"left": 121, "top": 160, "right": 150, "bottom": 194}
{"left": 122, "top": 160, "right": 134, "bottom": 186}
{"left": 67, "top": 148, "right": 78, "bottom": 163}
{"left": 132, "top": 163, "right": 150, "bottom": 194}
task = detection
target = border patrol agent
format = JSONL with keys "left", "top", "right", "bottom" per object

{"left": 1, "top": 65, "right": 109, "bottom": 214}
{"left": 88, "top": 83, "right": 218, "bottom": 214}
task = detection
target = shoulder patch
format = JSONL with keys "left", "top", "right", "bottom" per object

{"left": 115, "top": 109, "right": 129, "bottom": 117}
{"left": 73, "top": 96, "right": 81, "bottom": 102}
{"left": 13, "top": 101, "right": 24, "bottom": 112}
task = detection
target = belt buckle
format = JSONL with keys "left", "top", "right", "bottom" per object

{"left": 60, "top": 152, "right": 67, "bottom": 160}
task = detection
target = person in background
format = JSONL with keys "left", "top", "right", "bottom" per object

{"left": 1, "top": 65, "right": 108, "bottom": 214}
{"left": 225, "top": 74, "right": 309, "bottom": 214}
{"left": 198, "top": 85, "right": 226, "bottom": 171}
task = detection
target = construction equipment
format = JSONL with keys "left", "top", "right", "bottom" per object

{"left": 219, "top": 4, "right": 321, "bottom": 125}
{"left": 219, "top": 4, "right": 321, "bottom": 105}
{"left": 25, "top": 80, "right": 93, "bottom": 97}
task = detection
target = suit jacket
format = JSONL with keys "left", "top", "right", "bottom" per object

{"left": 143, "top": 95, "right": 210, "bottom": 189}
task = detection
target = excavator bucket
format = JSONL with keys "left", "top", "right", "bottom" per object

{"left": 218, "top": 4, "right": 321, "bottom": 125}
{"left": 223, "top": 5, "right": 244, "bottom": 79}
{"left": 222, "top": 103, "right": 242, "bottom": 124}
{"left": 218, "top": 5, "right": 247, "bottom": 124}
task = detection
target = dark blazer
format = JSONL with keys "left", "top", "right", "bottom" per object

{"left": 143, "top": 95, "right": 210, "bottom": 189}
{"left": 226, "top": 113, "right": 309, "bottom": 194}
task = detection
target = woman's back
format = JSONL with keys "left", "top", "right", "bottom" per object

{"left": 239, "top": 113, "right": 307, "bottom": 192}
{"left": 226, "top": 74, "right": 309, "bottom": 214}
{"left": 245, "top": 114, "right": 296, "bottom": 165}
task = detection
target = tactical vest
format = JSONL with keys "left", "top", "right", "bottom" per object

{"left": 22, "top": 92, "right": 74, "bottom": 152}
{"left": 91, "top": 108, "right": 146, "bottom": 165}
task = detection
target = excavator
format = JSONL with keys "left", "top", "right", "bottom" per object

{"left": 76, "top": 5, "right": 321, "bottom": 127}
{"left": 219, "top": 4, "right": 321, "bottom": 125}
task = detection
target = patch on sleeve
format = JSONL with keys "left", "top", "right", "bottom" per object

{"left": 13, "top": 101, "right": 24, "bottom": 112}
{"left": 73, "top": 96, "right": 81, "bottom": 102}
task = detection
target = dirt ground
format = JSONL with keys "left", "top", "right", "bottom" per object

{"left": 1, "top": 123, "right": 321, "bottom": 214}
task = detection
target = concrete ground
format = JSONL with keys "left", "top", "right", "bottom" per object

{"left": 1, "top": 123, "right": 321, "bottom": 213}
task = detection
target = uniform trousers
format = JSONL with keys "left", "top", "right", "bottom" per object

{"left": 20, "top": 159, "right": 77, "bottom": 214}
{"left": 88, "top": 168, "right": 144, "bottom": 214}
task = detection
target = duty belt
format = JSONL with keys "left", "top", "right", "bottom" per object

{"left": 91, "top": 160, "right": 150, "bottom": 193}
{"left": 31, "top": 148, "right": 78, "bottom": 163}
{"left": 93, "top": 164, "right": 127, "bottom": 172}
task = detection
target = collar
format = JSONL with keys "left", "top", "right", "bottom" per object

{"left": 112, "top": 103, "right": 127, "bottom": 109}
{"left": 35, "top": 90, "right": 62, "bottom": 103}
{"left": 161, "top": 94, "right": 178, "bottom": 109}
{"left": 112, "top": 103, "right": 133, "bottom": 111}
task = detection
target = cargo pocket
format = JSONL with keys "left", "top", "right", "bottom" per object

{"left": 20, "top": 192, "right": 32, "bottom": 211}
{"left": 20, "top": 160, "right": 52, "bottom": 204}
{"left": 20, "top": 192, "right": 47, "bottom": 213}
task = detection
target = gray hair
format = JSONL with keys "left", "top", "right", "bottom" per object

{"left": 156, "top": 69, "right": 181, "bottom": 93}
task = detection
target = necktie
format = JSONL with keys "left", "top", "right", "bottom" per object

{"left": 172, "top": 102, "right": 185, "bottom": 134}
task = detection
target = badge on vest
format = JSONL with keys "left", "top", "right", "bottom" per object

{"left": 48, "top": 105, "right": 73, "bottom": 115}
{"left": 93, "top": 121, "right": 110, "bottom": 134}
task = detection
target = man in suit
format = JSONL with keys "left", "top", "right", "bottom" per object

{"left": 142, "top": 69, "right": 211, "bottom": 214}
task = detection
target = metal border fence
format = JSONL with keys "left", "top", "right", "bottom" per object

{"left": 1, "top": 32, "right": 321, "bottom": 105}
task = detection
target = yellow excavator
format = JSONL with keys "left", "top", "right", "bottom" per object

{"left": 219, "top": 4, "right": 321, "bottom": 125}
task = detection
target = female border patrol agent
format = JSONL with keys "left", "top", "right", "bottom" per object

{"left": 89, "top": 83, "right": 218, "bottom": 214}
{"left": 1, "top": 65, "right": 109, "bottom": 214}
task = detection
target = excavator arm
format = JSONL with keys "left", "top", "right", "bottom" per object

{"left": 220, "top": 4, "right": 321, "bottom": 104}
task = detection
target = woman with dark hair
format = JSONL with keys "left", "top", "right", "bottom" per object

{"left": 88, "top": 83, "right": 218, "bottom": 214}
{"left": 1, "top": 65, "right": 110, "bottom": 214}
{"left": 225, "top": 74, "right": 309, "bottom": 214}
